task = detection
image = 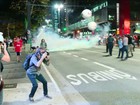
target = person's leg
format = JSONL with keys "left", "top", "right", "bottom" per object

{"left": 110, "top": 44, "right": 113, "bottom": 56}
{"left": 130, "top": 44, "right": 133, "bottom": 56}
{"left": 16, "top": 52, "right": 18, "bottom": 61}
{"left": 16, "top": 52, "right": 21, "bottom": 62}
{"left": 125, "top": 46, "right": 129, "bottom": 59}
{"left": 106, "top": 44, "right": 108, "bottom": 53}
{"left": 27, "top": 74, "right": 38, "bottom": 98}
{"left": 108, "top": 44, "right": 111, "bottom": 55}
{"left": 36, "top": 74, "right": 48, "bottom": 96}
{"left": 118, "top": 48, "right": 121, "bottom": 57}
{"left": 121, "top": 46, "right": 124, "bottom": 59}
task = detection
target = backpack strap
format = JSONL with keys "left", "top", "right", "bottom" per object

{"left": 28, "top": 53, "right": 38, "bottom": 69}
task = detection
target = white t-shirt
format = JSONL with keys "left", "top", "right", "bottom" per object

{"left": 123, "top": 36, "right": 128, "bottom": 46}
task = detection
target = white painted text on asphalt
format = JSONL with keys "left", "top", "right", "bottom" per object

{"left": 66, "top": 69, "right": 137, "bottom": 86}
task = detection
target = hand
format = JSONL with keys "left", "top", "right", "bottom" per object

{"left": 42, "top": 52, "right": 47, "bottom": 59}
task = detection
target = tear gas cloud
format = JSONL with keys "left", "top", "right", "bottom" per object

{"left": 32, "top": 23, "right": 110, "bottom": 52}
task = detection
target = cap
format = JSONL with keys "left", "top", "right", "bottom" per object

{"left": 0, "top": 32, "right": 4, "bottom": 43}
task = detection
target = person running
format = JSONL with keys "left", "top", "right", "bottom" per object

{"left": 26, "top": 47, "right": 52, "bottom": 102}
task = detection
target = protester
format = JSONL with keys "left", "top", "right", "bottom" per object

{"left": 117, "top": 36, "right": 123, "bottom": 58}
{"left": 26, "top": 47, "right": 52, "bottom": 102}
{"left": 40, "top": 39, "right": 47, "bottom": 49}
{"left": 105, "top": 36, "right": 108, "bottom": 53}
{"left": 128, "top": 35, "right": 133, "bottom": 57}
{"left": 107, "top": 34, "right": 114, "bottom": 56}
{"left": 13, "top": 36, "right": 23, "bottom": 62}
{"left": 121, "top": 35, "right": 128, "bottom": 60}
{"left": 0, "top": 32, "right": 10, "bottom": 105}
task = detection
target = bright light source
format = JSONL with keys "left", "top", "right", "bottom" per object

{"left": 58, "top": 28, "right": 61, "bottom": 32}
{"left": 136, "top": 23, "right": 139, "bottom": 26}
{"left": 54, "top": 4, "right": 64, "bottom": 11}
{"left": 42, "top": 25, "right": 46, "bottom": 28}
{"left": 45, "top": 19, "right": 51, "bottom": 24}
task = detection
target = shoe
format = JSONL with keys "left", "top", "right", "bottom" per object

{"left": 117, "top": 56, "right": 120, "bottom": 58}
{"left": 44, "top": 95, "right": 52, "bottom": 99}
{"left": 29, "top": 97, "right": 34, "bottom": 102}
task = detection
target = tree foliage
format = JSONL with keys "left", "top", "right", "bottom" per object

{"left": 9, "top": 0, "right": 51, "bottom": 34}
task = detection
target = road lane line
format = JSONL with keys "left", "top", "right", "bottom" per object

{"left": 73, "top": 55, "right": 79, "bottom": 57}
{"left": 94, "top": 62, "right": 115, "bottom": 70}
{"left": 42, "top": 63, "right": 61, "bottom": 92}
{"left": 67, "top": 53, "right": 72, "bottom": 55}
{"left": 81, "top": 58, "right": 88, "bottom": 61}
{"left": 49, "top": 64, "right": 90, "bottom": 105}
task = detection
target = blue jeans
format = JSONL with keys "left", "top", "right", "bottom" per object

{"left": 27, "top": 73, "right": 48, "bottom": 97}
{"left": 118, "top": 48, "right": 123, "bottom": 57}
{"left": 121, "top": 45, "right": 128, "bottom": 59}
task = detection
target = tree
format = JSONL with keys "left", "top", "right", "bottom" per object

{"left": 9, "top": 0, "right": 51, "bottom": 35}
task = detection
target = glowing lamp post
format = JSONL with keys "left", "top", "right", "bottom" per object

{"left": 54, "top": 4, "right": 64, "bottom": 32}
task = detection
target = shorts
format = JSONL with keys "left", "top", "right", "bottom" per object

{"left": 16, "top": 52, "right": 21, "bottom": 56}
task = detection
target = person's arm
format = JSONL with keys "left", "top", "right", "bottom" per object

{"left": 32, "top": 52, "right": 47, "bottom": 67}
{"left": 1, "top": 43, "right": 10, "bottom": 62}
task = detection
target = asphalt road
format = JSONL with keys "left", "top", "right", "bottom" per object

{"left": 48, "top": 46, "right": 140, "bottom": 105}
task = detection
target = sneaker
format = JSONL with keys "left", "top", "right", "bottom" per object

{"left": 29, "top": 97, "right": 34, "bottom": 102}
{"left": 44, "top": 95, "right": 52, "bottom": 99}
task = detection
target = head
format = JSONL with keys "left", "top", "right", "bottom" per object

{"left": 109, "top": 33, "right": 112, "bottom": 37}
{"left": 41, "top": 39, "right": 45, "bottom": 42}
{"left": 16, "top": 36, "right": 20, "bottom": 41}
{"left": 35, "top": 47, "right": 47, "bottom": 59}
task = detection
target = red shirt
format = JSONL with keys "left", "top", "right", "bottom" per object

{"left": 14, "top": 41, "right": 22, "bottom": 52}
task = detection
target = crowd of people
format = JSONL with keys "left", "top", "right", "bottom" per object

{"left": 105, "top": 34, "right": 136, "bottom": 61}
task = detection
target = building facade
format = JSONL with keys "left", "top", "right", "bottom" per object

{"left": 52, "top": 0, "right": 140, "bottom": 35}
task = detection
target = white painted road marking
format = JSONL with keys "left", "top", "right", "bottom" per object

{"left": 81, "top": 58, "right": 88, "bottom": 61}
{"left": 73, "top": 55, "right": 79, "bottom": 57}
{"left": 66, "top": 62, "right": 137, "bottom": 86}
{"left": 94, "top": 62, "right": 115, "bottom": 70}
{"left": 42, "top": 63, "right": 61, "bottom": 92}
{"left": 66, "top": 69, "right": 137, "bottom": 86}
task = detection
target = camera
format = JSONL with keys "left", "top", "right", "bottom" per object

{"left": 47, "top": 51, "right": 49, "bottom": 56}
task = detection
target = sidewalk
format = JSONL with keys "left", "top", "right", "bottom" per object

{"left": 3, "top": 83, "right": 68, "bottom": 105}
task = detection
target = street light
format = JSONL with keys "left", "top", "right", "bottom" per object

{"left": 54, "top": 4, "right": 64, "bottom": 32}
{"left": 54, "top": 4, "right": 64, "bottom": 11}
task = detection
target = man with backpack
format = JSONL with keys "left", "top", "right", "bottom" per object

{"left": 26, "top": 47, "right": 52, "bottom": 102}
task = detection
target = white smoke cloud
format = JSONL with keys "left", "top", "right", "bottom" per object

{"left": 32, "top": 28, "right": 99, "bottom": 52}
{"left": 32, "top": 23, "right": 110, "bottom": 52}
